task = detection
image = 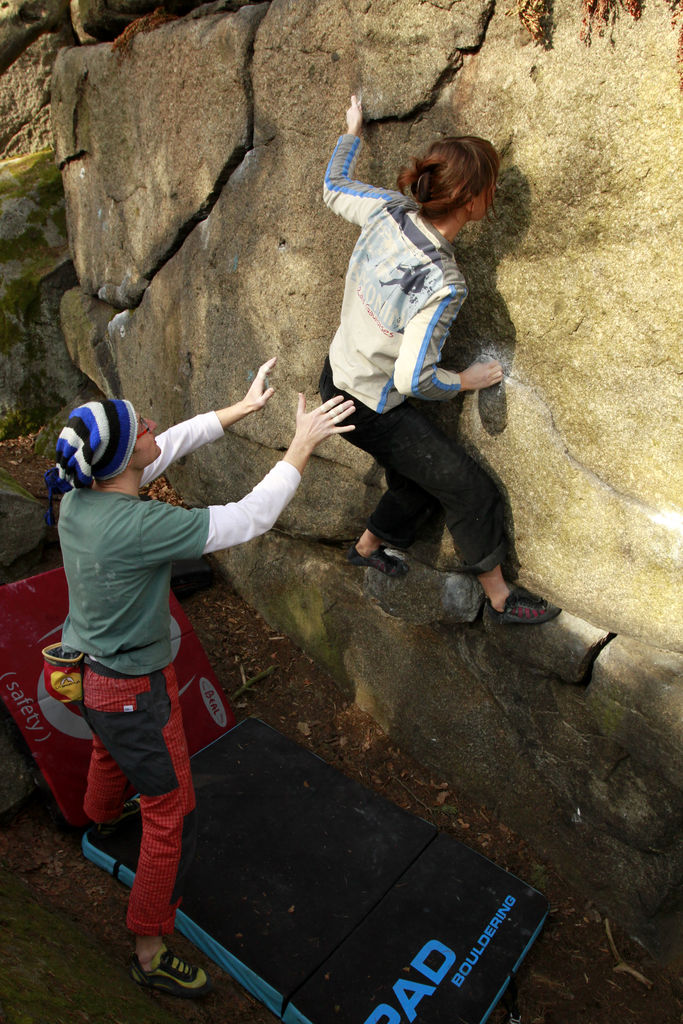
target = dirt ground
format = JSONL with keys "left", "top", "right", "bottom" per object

{"left": 1, "top": 432, "right": 682, "bottom": 1024}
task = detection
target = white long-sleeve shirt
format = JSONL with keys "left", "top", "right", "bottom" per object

{"left": 141, "top": 411, "right": 301, "bottom": 554}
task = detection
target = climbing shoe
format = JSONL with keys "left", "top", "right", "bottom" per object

{"left": 486, "top": 588, "right": 561, "bottom": 625}
{"left": 347, "top": 545, "right": 409, "bottom": 577}
{"left": 96, "top": 796, "right": 141, "bottom": 837}
{"left": 130, "top": 945, "right": 213, "bottom": 998}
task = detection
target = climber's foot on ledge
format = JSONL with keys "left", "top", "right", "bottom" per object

{"left": 486, "top": 588, "right": 561, "bottom": 625}
{"left": 347, "top": 545, "right": 409, "bottom": 577}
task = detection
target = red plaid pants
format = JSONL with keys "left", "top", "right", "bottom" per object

{"left": 82, "top": 661, "right": 196, "bottom": 936}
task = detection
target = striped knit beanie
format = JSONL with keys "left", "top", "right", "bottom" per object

{"left": 55, "top": 399, "right": 138, "bottom": 487}
{"left": 44, "top": 400, "right": 137, "bottom": 524}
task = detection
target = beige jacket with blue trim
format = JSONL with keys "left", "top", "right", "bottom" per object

{"left": 324, "top": 133, "right": 467, "bottom": 413}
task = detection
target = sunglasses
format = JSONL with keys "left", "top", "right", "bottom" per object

{"left": 136, "top": 416, "right": 155, "bottom": 439}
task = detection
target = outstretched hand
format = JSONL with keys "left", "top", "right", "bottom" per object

{"left": 346, "top": 94, "right": 363, "bottom": 137}
{"left": 214, "top": 356, "right": 278, "bottom": 430}
{"left": 459, "top": 359, "right": 504, "bottom": 391}
{"left": 284, "top": 394, "right": 355, "bottom": 473}
{"left": 295, "top": 393, "right": 355, "bottom": 446}
{"left": 242, "top": 356, "right": 277, "bottom": 413}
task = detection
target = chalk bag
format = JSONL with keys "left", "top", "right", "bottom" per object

{"left": 42, "top": 643, "right": 85, "bottom": 703}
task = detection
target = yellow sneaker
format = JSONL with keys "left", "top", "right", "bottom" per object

{"left": 129, "top": 944, "right": 212, "bottom": 998}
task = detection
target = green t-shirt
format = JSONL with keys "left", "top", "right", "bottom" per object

{"left": 59, "top": 489, "right": 210, "bottom": 675}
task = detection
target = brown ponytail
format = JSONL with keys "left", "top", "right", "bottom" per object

{"left": 397, "top": 136, "right": 500, "bottom": 221}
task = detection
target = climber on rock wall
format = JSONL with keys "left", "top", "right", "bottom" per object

{"left": 320, "top": 95, "right": 560, "bottom": 626}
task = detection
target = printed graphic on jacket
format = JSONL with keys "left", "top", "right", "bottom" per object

{"left": 346, "top": 210, "right": 446, "bottom": 337}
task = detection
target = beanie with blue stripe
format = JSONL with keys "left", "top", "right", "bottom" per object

{"left": 44, "top": 399, "right": 137, "bottom": 524}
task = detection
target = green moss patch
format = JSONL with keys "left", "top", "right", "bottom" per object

{"left": 0, "top": 274, "right": 43, "bottom": 355}
{"left": 0, "top": 406, "right": 52, "bottom": 441}
{"left": 0, "top": 149, "right": 75, "bottom": 436}
{"left": 0, "top": 868, "right": 184, "bottom": 1024}
{"left": 0, "top": 150, "right": 61, "bottom": 199}
{"left": 262, "top": 583, "right": 347, "bottom": 683}
{"left": 0, "top": 465, "right": 37, "bottom": 500}
{"left": 0, "top": 150, "right": 69, "bottom": 356}
{"left": 588, "top": 692, "right": 627, "bottom": 739}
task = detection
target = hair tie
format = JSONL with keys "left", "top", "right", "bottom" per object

{"left": 416, "top": 170, "right": 432, "bottom": 203}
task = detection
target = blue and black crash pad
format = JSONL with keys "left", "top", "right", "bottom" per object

{"left": 82, "top": 718, "right": 547, "bottom": 1024}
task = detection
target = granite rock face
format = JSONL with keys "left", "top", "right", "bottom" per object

{"left": 0, "top": 0, "right": 69, "bottom": 75}
{"left": 0, "top": 467, "right": 46, "bottom": 581}
{"left": 0, "top": 23, "right": 74, "bottom": 159}
{"left": 447, "top": 2, "right": 683, "bottom": 652}
{"left": 0, "top": 707, "right": 35, "bottom": 822}
{"left": 51, "top": 2, "right": 268, "bottom": 308}
{"left": 0, "top": 150, "right": 83, "bottom": 438}
{"left": 363, "top": 560, "right": 483, "bottom": 625}
{"left": 54, "top": 0, "right": 682, "bottom": 650}
{"left": 48, "top": 0, "right": 683, "bottom": 959}
{"left": 587, "top": 636, "right": 683, "bottom": 793}
{"left": 74, "top": 0, "right": 257, "bottom": 43}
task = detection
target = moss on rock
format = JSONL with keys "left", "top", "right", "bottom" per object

{"left": 0, "top": 149, "right": 83, "bottom": 439}
{"left": 0, "top": 868, "right": 183, "bottom": 1024}
{"left": 0, "top": 465, "right": 38, "bottom": 500}
{"left": 0, "top": 406, "right": 50, "bottom": 440}
{"left": 0, "top": 149, "right": 60, "bottom": 195}
{"left": 263, "top": 582, "right": 348, "bottom": 684}
{"left": 0, "top": 273, "right": 42, "bottom": 355}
